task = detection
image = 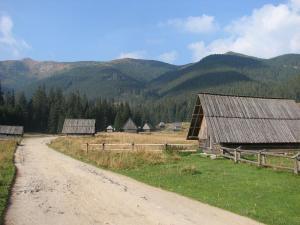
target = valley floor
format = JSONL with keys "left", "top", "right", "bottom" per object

{"left": 5, "top": 136, "right": 262, "bottom": 225}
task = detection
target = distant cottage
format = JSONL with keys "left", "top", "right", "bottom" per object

{"left": 173, "top": 122, "right": 182, "bottom": 131}
{"left": 62, "top": 119, "right": 96, "bottom": 135}
{"left": 106, "top": 125, "right": 114, "bottom": 133}
{"left": 158, "top": 122, "right": 166, "bottom": 129}
{"left": 122, "top": 118, "right": 138, "bottom": 133}
{"left": 0, "top": 125, "right": 24, "bottom": 136}
{"left": 187, "top": 93, "right": 300, "bottom": 152}
{"left": 142, "top": 122, "right": 153, "bottom": 132}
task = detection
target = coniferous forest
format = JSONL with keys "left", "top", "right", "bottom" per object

{"left": 0, "top": 82, "right": 192, "bottom": 133}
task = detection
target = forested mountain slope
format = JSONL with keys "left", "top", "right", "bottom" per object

{"left": 148, "top": 53, "right": 300, "bottom": 97}
{"left": 0, "top": 58, "right": 177, "bottom": 92}
{"left": 0, "top": 52, "right": 299, "bottom": 101}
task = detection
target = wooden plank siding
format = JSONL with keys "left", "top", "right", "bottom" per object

{"left": 0, "top": 125, "right": 24, "bottom": 136}
{"left": 62, "top": 119, "right": 96, "bottom": 134}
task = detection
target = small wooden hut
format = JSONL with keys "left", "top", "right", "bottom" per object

{"left": 142, "top": 123, "right": 153, "bottom": 132}
{"left": 62, "top": 119, "right": 96, "bottom": 135}
{"left": 0, "top": 125, "right": 24, "bottom": 136}
{"left": 122, "top": 118, "right": 138, "bottom": 133}
{"left": 187, "top": 93, "right": 300, "bottom": 152}
{"left": 158, "top": 122, "right": 166, "bottom": 129}
{"left": 173, "top": 122, "right": 182, "bottom": 131}
{"left": 106, "top": 125, "right": 114, "bottom": 133}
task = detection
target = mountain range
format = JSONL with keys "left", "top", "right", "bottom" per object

{"left": 1, "top": 52, "right": 300, "bottom": 102}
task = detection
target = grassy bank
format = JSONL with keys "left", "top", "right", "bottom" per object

{"left": 50, "top": 137, "right": 181, "bottom": 169}
{"left": 119, "top": 155, "right": 300, "bottom": 225}
{"left": 0, "top": 140, "right": 17, "bottom": 224}
{"left": 49, "top": 135, "right": 300, "bottom": 225}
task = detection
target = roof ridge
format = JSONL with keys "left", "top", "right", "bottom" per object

{"left": 205, "top": 116, "right": 300, "bottom": 120}
{"left": 198, "top": 92, "right": 296, "bottom": 101}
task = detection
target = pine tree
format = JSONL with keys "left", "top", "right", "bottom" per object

{"left": 32, "top": 86, "right": 49, "bottom": 132}
{"left": 0, "top": 81, "right": 4, "bottom": 106}
{"left": 114, "top": 110, "right": 123, "bottom": 131}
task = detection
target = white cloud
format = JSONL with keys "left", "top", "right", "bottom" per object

{"left": 158, "top": 50, "right": 178, "bottom": 63}
{"left": 290, "top": 0, "right": 300, "bottom": 11}
{"left": 162, "top": 15, "right": 217, "bottom": 34}
{"left": 0, "top": 15, "right": 30, "bottom": 59}
{"left": 117, "top": 50, "right": 146, "bottom": 59}
{"left": 188, "top": 0, "right": 300, "bottom": 61}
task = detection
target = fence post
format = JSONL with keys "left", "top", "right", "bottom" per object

{"left": 86, "top": 143, "right": 89, "bottom": 154}
{"left": 220, "top": 148, "right": 224, "bottom": 156}
{"left": 132, "top": 142, "right": 135, "bottom": 151}
{"left": 261, "top": 154, "right": 266, "bottom": 165}
{"left": 294, "top": 158, "right": 299, "bottom": 175}
{"left": 102, "top": 143, "right": 105, "bottom": 151}
{"left": 165, "top": 143, "right": 168, "bottom": 151}
{"left": 258, "top": 151, "right": 261, "bottom": 167}
{"left": 234, "top": 149, "right": 238, "bottom": 163}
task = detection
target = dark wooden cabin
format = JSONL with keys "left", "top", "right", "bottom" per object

{"left": 187, "top": 93, "right": 300, "bottom": 153}
{"left": 62, "top": 119, "right": 96, "bottom": 135}
{"left": 0, "top": 125, "right": 24, "bottom": 137}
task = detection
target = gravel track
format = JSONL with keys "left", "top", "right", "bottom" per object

{"left": 5, "top": 137, "right": 263, "bottom": 225}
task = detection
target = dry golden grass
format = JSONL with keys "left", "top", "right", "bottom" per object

{"left": 50, "top": 137, "right": 181, "bottom": 170}
{"left": 49, "top": 126, "right": 194, "bottom": 169}
{"left": 54, "top": 122, "right": 197, "bottom": 151}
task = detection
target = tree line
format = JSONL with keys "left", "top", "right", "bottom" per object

{"left": 0, "top": 83, "right": 190, "bottom": 133}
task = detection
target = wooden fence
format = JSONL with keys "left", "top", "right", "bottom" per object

{"left": 221, "top": 147, "right": 300, "bottom": 174}
{"left": 82, "top": 143, "right": 198, "bottom": 153}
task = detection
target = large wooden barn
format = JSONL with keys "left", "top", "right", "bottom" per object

{"left": 187, "top": 93, "right": 300, "bottom": 152}
{"left": 0, "top": 125, "right": 24, "bottom": 136}
{"left": 62, "top": 119, "right": 96, "bottom": 135}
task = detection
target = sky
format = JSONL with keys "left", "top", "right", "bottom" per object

{"left": 1, "top": 0, "right": 300, "bottom": 64}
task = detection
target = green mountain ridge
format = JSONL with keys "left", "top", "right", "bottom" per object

{"left": 0, "top": 52, "right": 300, "bottom": 102}
{"left": 148, "top": 53, "right": 300, "bottom": 98}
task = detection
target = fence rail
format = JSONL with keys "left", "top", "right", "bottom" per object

{"left": 82, "top": 142, "right": 198, "bottom": 153}
{"left": 221, "top": 147, "right": 300, "bottom": 174}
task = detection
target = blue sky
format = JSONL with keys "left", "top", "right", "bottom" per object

{"left": 1, "top": 0, "right": 300, "bottom": 64}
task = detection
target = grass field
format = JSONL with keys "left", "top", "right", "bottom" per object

{"left": 0, "top": 140, "right": 17, "bottom": 224}
{"left": 49, "top": 131, "right": 300, "bottom": 225}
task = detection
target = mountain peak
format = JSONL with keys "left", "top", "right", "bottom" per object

{"left": 22, "top": 57, "right": 36, "bottom": 62}
{"left": 225, "top": 51, "right": 251, "bottom": 57}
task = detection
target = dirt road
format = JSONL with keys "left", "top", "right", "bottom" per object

{"left": 5, "top": 137, "right": 263, "bottom": 225}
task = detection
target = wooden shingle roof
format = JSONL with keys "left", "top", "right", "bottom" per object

{"left": 188, "top": 93, "right": 300, "bottom": 144}
{"left": 106, "top": 125, "right": 113, "bottom": 130}
{"left": 62, "top": 119, "right": 95, "bottom": 134}
{"left": 143, "top": 123, "right": 153, "bottom": 130}
{"left": 0, "top": 125, "right": 24, "bottom": 135}
{"left": 123, "top": 118, "right": 137, "bottom": 131}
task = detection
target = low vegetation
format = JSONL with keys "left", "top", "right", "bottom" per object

{"left": 49, "top": 136, "right": 181, "bottom": 170}
{"left": 49, "top": 129, "right": 194, "bottom": 169}
{"left": 120, "top": 155, "right": 300, "bottom": 225}
{"left": 49, "top": 132, "right": 300, "bottom": 225}
{"left": 0, "top": 140, "right": 17, "bottom": 224}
